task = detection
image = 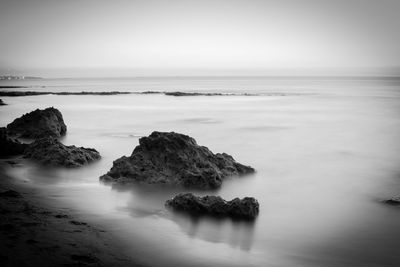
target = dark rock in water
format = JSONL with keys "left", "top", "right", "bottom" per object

{"left": 384, "top": 196, "right": 400, "bottom": 205}
{"left": 0, "top": 99, "right": 6, "bottom": 105}
{"left": 0, "top": 127, "right": 27, "bottom": 158}
{"left": 164, "top": 91, "right": 224, "bottom": 97}
{"left": 166, "top": 193, "right": 259, "bottom": 219}
{"left": 69, "top": 221, "right": 88, "bottom": 226}
{"left": 7, "top": 107, "right": 67, "bottom": 138}
{"left": 100, "top": 131, "right": 254, "bottom": 189}
{"left": 0, "top": 91, "right": 132, "bottom": 96}
{"left": 24, "top": 137, "right": 100, "bottom": 167}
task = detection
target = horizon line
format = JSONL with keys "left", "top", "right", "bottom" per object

{"left": 2, "top": 74, "right": 400, "bottom": 80}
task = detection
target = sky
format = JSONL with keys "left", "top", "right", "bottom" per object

{"left": 0, "top": 0, "right": 400, "bottom": 77}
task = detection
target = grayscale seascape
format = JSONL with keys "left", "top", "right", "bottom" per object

{"left": 1, "top": 1, "right": 400, "bottom": 266}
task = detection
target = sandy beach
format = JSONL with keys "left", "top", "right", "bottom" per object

{"left": 0, "top": 159, "right": 143, "bottom": 267}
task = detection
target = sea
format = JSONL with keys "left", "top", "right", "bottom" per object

{"left": 1, "top": 76, "right": 400, "bottom": 267}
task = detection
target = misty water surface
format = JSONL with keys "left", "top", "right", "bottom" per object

{"left": 1, "top": 77, "right": 400, "bottom": 267}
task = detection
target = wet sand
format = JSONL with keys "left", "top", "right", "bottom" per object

{"left": 0, "top": 160, "right": 143, "bottom": 267}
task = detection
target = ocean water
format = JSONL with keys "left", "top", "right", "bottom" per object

{"left": 1, "top": 77, "right": 400, "bottom": 267}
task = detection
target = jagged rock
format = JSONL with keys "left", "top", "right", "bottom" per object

{"left": 7, "top": 107, "right": 67, "bottom": 138}
{"left": 24, "top": 137, "right": 100, "bottom": 167}
{"left": 166, "top": 193, "right": 259, "bottom": 219}
{"left": 0, "top": 127, "right": 27, "bottom": 158}
{"left": 100, "top": 131, "right": 254, "bottom": 189}
{"left": 384, "top": 196, "right": 400, "bottom": 205}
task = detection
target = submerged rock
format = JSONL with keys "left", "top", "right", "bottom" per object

{"left": 384, "top": 196, "right": 400, "bottom": 205}
{"left": 166, "top": 193, "right": 259, "bottom": 219}
{"left": 0, "top": 127, "right": 27, "bottom": 158}
{"left": 164, "top": 91, "right": 224, "bottom": 97}
{"left": 24, "top": 137, "right": 100, "bottom": 167}
{"left": 100, "top": 131, "right": 254, "bottom": 189}
{"left": 7, "top": 107, "right": 67, "bottom": 138}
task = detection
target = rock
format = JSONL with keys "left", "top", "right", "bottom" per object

{"left": 69, "top": 221, "right": 87, "bottom": 226}
{"left": 0, "top": 99, "right": 6, "bottom": 105}
{"left": 7, "top": 107, "right": 67, "bottom": 138}
{"left": 0, "top": 127, "right": 27, "bottom": 158}
{"left": 166, "top": 193, "right": 259, "bottom": 219}
{"left": 384, "top": 196, "right": 400, "bottom": 205}
{"left": 54, "top": 214, "right": 69, "bottom": 219}
{"left": 23, "top": 137, "right": 100, "bottom": 167}
{"left": 100, "top": 131, "right": 254, "bottom": 189}
{"left": 164, "top": 92, "right": 224, "bottom": 96}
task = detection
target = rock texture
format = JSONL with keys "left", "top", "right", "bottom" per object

{"left": 166, "top": 193, "right": 259, "bottom": 219}
{"left": 24, "top": 137, "right": 100, "bottom": 167}
{"left": 100, "top": 131, "right": 254, "bottom": 189}
{"left": 7, "top": 107, "right": 67, "bottom": 138}
{"left": 384, "top": 196, "right": 400, "bottom": 205}
{"left": 0, "top": 127, "right": 27, "bottom": 158}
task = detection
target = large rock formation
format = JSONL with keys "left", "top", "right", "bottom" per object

{"left": 166, "top": 193, "right": 259, "bottom": 219}
{"left": 24, "top": 137, "right": 100, "bottom": 167}
{"left": 100, "top": 131, "right": 254, "bottom": 189}
{"left": 0, "top": 127, "right": 27, "bottom": 158}
{"left": 384, "top": 196, "right": 400, "bottom": 205}
{"left": 7, "top": 107, "right": 67, "bottom": 138}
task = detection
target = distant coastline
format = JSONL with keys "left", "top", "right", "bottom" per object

{"left": 0, "top": 76, "right": 42, "bottom": 81}
{"left": 0, "top": 90, "right": 260, "bottom": 97}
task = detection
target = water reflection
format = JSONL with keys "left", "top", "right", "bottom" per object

{"left": 10, "top": 159, "right": 104, "bottom": 185}
{"left": 109, "top": 182, "right": 256, "bottom": 250}
{"left": 168, "top": 210, "right": 256, "bottom": 251}
{"left": 110, "top": 183, "right": 178, "bottom": 218}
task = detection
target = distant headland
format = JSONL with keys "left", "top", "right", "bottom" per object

{"left": 0, "top": 76, "right": 42, "bottom": 80}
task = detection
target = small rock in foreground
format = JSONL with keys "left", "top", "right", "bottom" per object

{"left": 100, "top": 131, "right": 255, "bottom": 189}
{"left": 0, "top": 99, "right": 6, "bottom": 105}
{"left": 7, "top": 107, "right": 67, "bottom": 138}
{"left": 0, "top": 127, "right": 27, "bottom": 158}
{"left": 166, "top": 193, "right": 259, "bottom": 219}
{"left": 384, "top": 196, "right": 400, "bottom": 205}
{"left": 24, "top": 137, "right": 100, "bottom": 167}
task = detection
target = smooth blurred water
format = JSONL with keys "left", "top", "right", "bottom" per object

{"left": 1, "top": 77, "right": 400, "bottom": 267}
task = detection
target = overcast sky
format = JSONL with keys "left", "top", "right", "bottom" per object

{"left": 1, "top": 0, "right": 400, "bottom": 76}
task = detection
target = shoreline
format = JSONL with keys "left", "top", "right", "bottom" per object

{"left": 0, "top": 159, "right": 144, "bottom": 267}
